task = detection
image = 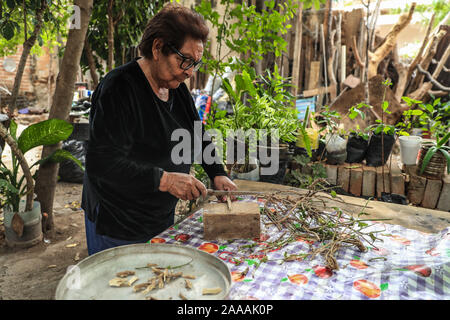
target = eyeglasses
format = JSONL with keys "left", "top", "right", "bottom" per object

{"left": 167, "top": 43, "right": 203, "bottom": 72}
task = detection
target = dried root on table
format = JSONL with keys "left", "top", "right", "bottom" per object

{"left": 133, "top": 282, "right": 151, "bottom": 292}
{"left": 256, "top": 178, "right": 384, "bottom": 271}
{"left": 112, "top": 262, "right": 199, "bottom": 300}
{"left": 179, "top": 293, "right": 188, "bottom": 300}
{"left": 116, "top": 270, "right": 136, "bottom": 278}
{"left": 109, "top": 278, "right": 130, "bottom": 287}
{"left": 109, "top": 275, "right": 139, "bottom": 287}
{"left": 202, "top": 287, "right": 222, "bottom": 295}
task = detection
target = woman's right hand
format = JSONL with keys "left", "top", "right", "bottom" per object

{"left": 158, "top": 171, "right": 207, "bottom": 201}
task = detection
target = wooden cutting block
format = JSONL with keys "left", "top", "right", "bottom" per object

{"left": 202, "top": 202, "right": 260, "bottom": 240}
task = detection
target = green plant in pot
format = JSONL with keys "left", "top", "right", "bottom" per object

{"left": 401, "top": 95, "right": 450, "bottom": 139}
{"left": 364, "top": 80, "right": 397, "bottom": 167}
{"left": 344, "top": 103, "right": 372, "bottom": 164}
{"left": 219, "top": 68, "right": 298, "bottom": 181}
{"left": 419, "top": 131, "right": 450, "bottom": 179}
{"left": 365, "top": 119, "right": 397, "bottom": 167}
{"left": 346, "top": 125, "right": 369, "bottom": 164}
{"left": 0, "top": 119, "right": 83, "bottom": 248}
{"left": 308, "top": 105, "right": 341, "bottom": 162}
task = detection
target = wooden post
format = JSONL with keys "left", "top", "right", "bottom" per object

{"left": 320, "top": 24, "right": 328, "bottom": 104}
{"left": 292, "top": 2, "right": 304, "bottom": 97}
{"left": 341, "top": 45, "right": 346, "bottom": 89}
{"left": 335, "top": 12, "right": 342, "bottom": 86}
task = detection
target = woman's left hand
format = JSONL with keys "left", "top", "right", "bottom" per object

{"left": 213, "top": 175, "right": 238, "bottom": 202}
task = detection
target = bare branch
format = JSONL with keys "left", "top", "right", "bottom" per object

{"left": 409, "top": 44, "right": 450, "bottom": 100}
{"left": 352, "top": 36, "right": 365, "bottom": 68}
{"left": 405, "top": 13, "right": 435, "bottom": 86}
{"left": 416, "top": 65, "right": 450, "bottom": 91}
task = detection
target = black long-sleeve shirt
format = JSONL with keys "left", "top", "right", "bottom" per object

{"left": 81, "top": 58, "right": 227, "bottom": 241}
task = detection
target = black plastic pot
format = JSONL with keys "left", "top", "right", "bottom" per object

{"left": 259, "top": 160, "right": 289, "bottom": 184}
{"left": 365, "top": 133, "right": 396, "bottom": 167}
{"left": 258, "top": 143, "right": 291, "bottom": 184}
{"left": 294, "top": 140, "right": 326, "bottom": 162}
{"left": 346, "top": 134, "right": 369, "bottom": 163}
{"left": 326, "top": 150, "right": 347, "bottom": 165}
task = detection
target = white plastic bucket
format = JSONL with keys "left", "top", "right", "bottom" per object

{"left": 399, "top": 136, "right": 422, "bottom": 165}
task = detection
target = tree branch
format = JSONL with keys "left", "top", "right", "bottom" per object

{"left": 352, "top": 36, "right": 365, "bottom": 68}
{"left": 409, "top": 44, "right": 450, "bottom": 100}
{"left": 416, "top": 65, "right": 450, "bottom": 91}
{"left": 368, "top": 2, "right": 416, "bottom": 78}
{"left": 0, "top": 124, "right": 34, "bottom": 212}
{"left": 405, "top": 13, "right": 435, "bottom": 86}
{"left": 8, "top": 0, "right": 47, "bottom": 114}
{"left": 407, "top": 29, "right": 446, "bottom": 94}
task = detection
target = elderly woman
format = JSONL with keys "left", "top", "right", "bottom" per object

{"left": 82, "top": 4, "right": 236, "bottom": 255}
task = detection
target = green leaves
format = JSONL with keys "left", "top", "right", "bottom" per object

{"left": 439, "top": 149, "right": 450, "bottom": 174}
{"left": 1, "top": 21, "right": 15, "bottom": 40}
{"left": 420, "top": 146, "right": 437, "bottom": 175}
{"left": 17, "top": 119, "right": 73, "bottom": 154}
{"left": 401, "top": 96, "right": 422, "bottom": 107}
{"left": 0, "top": 178, "right": 20, "bottom": 194}
{"left": 420, "top": 132, "right": 450, "bottom": 175}
{"left": 33, "top": 149, "right": 84, "bottom": 171}
{"left": 437, "top": 131, "right": 450, "bottom": 148}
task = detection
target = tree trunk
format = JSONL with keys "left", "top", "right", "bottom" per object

{"left": 368, "top": 3, "right": 415, "bottom": 79}
{"left": 8, "top": 0, "right": 47, "bottom": 114}
{"left": 35, "top": 0, "right": 93, "bottom": 234}
{"left": 107, "top": 0, "right": 115, "bottom": 72}
{"left": 392, "top": 46, "right": 408, "bottom": 102}
{"left": 0, "top": 0, "right": 47, "bottom": 153}
{"left": 84, "top": 36, "right": 99, "bottom": 88}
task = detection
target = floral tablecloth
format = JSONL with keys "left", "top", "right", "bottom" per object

{"left": 151, "top": 197, "right": 450, "bottom": 300}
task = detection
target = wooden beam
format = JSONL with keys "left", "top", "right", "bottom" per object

{"left": 291, "top": 2, "right": 304, "bottom": 97}
{"left": 303, "top": 84, "right": 337, "bottom": 97}
{"left": 233, "top": 179, "right": 450, "bottom": 234}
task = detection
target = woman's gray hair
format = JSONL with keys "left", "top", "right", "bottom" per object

{"left": 138, "top": 3, "right": 209, "bottom": 59}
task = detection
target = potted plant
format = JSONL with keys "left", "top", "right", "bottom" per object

{"left": 365, "top": 80, "right": 397, "bottom": 167}
{"left": 365, "top": 120, "right": 397, "bottom": 167}
{"left": 401, "top": 95, "right": 450, "bottom": 140}
{"left": 418, "top": 132, "right": 450, "bottom": 179}
{"left": 346, "top": 125, "right": 369, "bottom": 164}
{"left": 0, "top": 119, "right": 83, "bottom": 248}
{"left": 219, "top": 68, "right": 298, "bottom": 183}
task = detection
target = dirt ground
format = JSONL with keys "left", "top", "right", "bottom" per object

{"left": 0, "top": 181, "right": 88, "bottom": 300}
{"left": 0, "top": 181, "right": 193, "bottom": 300}
{"left": 0, "top": 118, "right": 193, "bottom": 300}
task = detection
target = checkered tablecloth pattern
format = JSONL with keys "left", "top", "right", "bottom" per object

{"left": 153, "top": 197, "right": 450, "bottom": 300}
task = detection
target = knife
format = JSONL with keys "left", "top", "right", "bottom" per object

{"left": 206, "top": 189, "right": 269, "bottom": 196}
{"left": 206, "top": 189, "right": 269, "bottom": 210}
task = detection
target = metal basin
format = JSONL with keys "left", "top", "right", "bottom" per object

{"left": 55, "top": 243, "right": 232, "bottom": 300}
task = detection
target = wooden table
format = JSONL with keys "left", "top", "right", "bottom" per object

{"left": 157, "top": 179, "right": 450, "bottom": 300}
{"left": 232, "top": 179, "right": 450, "bottom": 234}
